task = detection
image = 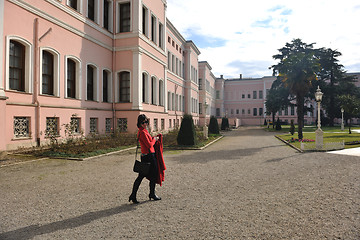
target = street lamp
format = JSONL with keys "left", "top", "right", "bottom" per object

{"left": 315, "top": 86, "right": 323, "bottom": 150}
{"left": 341, "top": 108, "right": 344, "bottom": 131}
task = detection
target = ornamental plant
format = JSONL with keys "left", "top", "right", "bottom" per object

{"left": 177, "top": 114, "right": 197, "bottom": 146}
{"left": 208, "top": 116, "right": 220, "bottom": 134}
{"left": 221, "top": 117, "right": 229, "bottom": 130}
{"left": 290, "top": 120, "right": 295, "bottom": 135}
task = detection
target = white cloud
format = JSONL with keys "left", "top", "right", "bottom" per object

{"left": 167, "top": 0, "right": 360, "bottom": 78}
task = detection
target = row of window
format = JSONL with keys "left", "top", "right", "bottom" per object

{"left": 167, "top": 92, "right": 184, "bottom": 112}
{"left": 8, "top": 38, "right": 167, "bottom": 105}
{"left": 167, "top": 36, "right": 183, "bottom": 55}
{"left": 168, "top": 52, "right": 185, "bottom": 78}
{"left": 142, "top": 5, "right": 164, "bottom": 49}
{"left": 221, "top": 108, "right": 265, "bottom": 117}
{"left": 13, "top": 116, "right": 128, "bottom": 139}
{"left": 224, "top": 90, "right": 265, "bottom": 100}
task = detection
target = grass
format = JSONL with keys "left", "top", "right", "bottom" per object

{"left": 272, "top": 125, "right": 360, "bottom": 149}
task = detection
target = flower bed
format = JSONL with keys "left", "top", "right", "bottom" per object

{"left": 287, "top": 137, "right": 315, "bottom": 143}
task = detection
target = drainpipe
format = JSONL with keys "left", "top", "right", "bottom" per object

{"left": 112, "top": 2, "right": 116, "bottom": 132}
{"left": 34, "top": 18, "right": 40, "bottom": 146}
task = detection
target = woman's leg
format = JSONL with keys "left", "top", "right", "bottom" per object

{"left": 129, "top": 174, "right": 145, "bottom": 203}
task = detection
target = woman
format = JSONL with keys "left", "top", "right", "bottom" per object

{"left": 129, "top": 114, "right": 161, "bottom": 204}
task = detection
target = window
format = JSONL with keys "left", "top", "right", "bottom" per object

{"left": 199, "top": 103, "right": 202, "bottom": 114}
{"left": 103, "top": 70, "right": 109, "bottom": 102}
{"left": 67, "top": 58, "right": 76, "bottom": 98}
{"left": 46, "top": 117, "right": 59, "bottom": 137}
{"left": 248, "top": 109, "right": 250, "bottom": 114}
{"left": 88, "top": 0, "right": 95, "bottom": 21}
{"left": 142, "top": 73, "right": 148, "bottom": 103}
{"left": 117, "top": 118, "right": 128, "bottom": 132}
{"left": 161, "top": 119, "right": 164, "bottom": 130}
{"left": 105, "top": 118, "right": 112, "bottom": 133}
{"left": 168, "top": 36, "right": 171, "bottom": 43}
{"left": 242, "top": 94, "right": 245, "bottom": 99}
{"left": 216, "top": 108, "right": 220, "bottom": 117}
{"left": 247, "top": 94, "right": 251, "bottom": 98}
{"left": 142, "top": 6, "right": 148, "bottom": 36}
{"left": 253, "top": 91, "right": 257, "bottom": 99}
{"left": 70, "top": 117, "right": 81, "bottom": 133}
{"left": 90, "top": 118, "right": 98, "bottom": 133}
{"left": 253, "top": 108, "right": 257, "bottom": 116}
{"left": 41, "top": 51, "right": 54, "bottom": 95}
{"left": 68, "top": 0, "right": 79, "bottom": 11}
{"left": 291, "top": 105, "right": 295, "bottom": 115}
{"left": 284, "top": 107, "right": 288, "bottom": 116}
{"left": 259, "top": 108, "right": 263, "bottom": 116}
{"left": 14, "top": 117, "right": 30, "bottom": 138}
{"left": 168, "top": 91, "right": 171, "bottom": 110}
{"left": 169, "top": 119, "right": 172, "bottom": 128}
{"left": 9, "top": 40, "right": 25, "bottom": 91}
{"left": 242, "top": 109, "right": 245, "bottom": 114}
{"left": 159, "top": 22, "right": 163, "bottom": 48}
{"left": 151, "top": 15, "right": 156, "bottom": 43}
{"left": 236, "top": 109, "right": 239, "bottom": 114}
{"left": 151, "top": 77, "right": 157, "bottom": 105}
{"left": 199, "top": 78, "right": 202, "bottom": 90}
{"left": 216, "top": 90, "right": 220, "bottom": 99}
{"left": 87, "top": 65, "right": 95, "bottom": 101}
{"left": 119, "top": 2, "right": 130, "bottom": 33}
{"left": 159, "top": 80, "right": 164, "bottom": 106}
{"left": 119, "top": 71, "right": 130, "bottom": 102}
{"left": 167, "top": 52, "right": 171, "bottom": 70}
{"left": 154, "top": 118, "right": 158, "bottom": 131}
{"left": 104, "top": 0, "right": 109, "bottom": 30}
{"left": 259, "top": 90, "right": 263, "bottom": 99}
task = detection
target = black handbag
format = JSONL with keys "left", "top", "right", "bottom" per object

{"left": 133, "top": 139, "right": 150, "bottom": 175}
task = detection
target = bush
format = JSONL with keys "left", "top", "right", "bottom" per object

{"left": 276, "top": 118, "right": 282, "bottom": 130}
{"left": 221, "top": 117, "right": 229, "bottom": 130}
{"left": 177, "top": 114, "right": 197, "bottom": 146}
{"left": 290, "top": 120, "right": 295, "bottom": 135}
{"left": 208, "top": 116, "right": 220, "bottom": 134}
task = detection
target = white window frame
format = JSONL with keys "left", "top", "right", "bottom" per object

{"left": 86, "top": 63, "right": 99, "bottom": 101}
{"left": 5, "top": 36, "right": 33, "bottom": 93}
{"left": 40, "top": 47, "right": 60, "bottom": 97}
{"left": 65, "top": 55, "right": 82, "bottom": 99}
{"left": 102, "top": 68, "right": 112, "bottom": 103}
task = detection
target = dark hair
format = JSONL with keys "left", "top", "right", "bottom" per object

{"left": 137, "top": 114, "right": 148, "bottom": 128}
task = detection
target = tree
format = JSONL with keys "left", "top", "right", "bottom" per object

{"left": 177, "top": 114, "right": 197, "bottom": 145}
{"left": 208, "top": 116, "right": 220, "bottom": 134}
{"left": 316, "top": 48, "right": 356, "bottom": 126}
{"left": 265, "top": 86, "right": 289, "bottom": 128}
{"left": 270, "top": 38, "right": 320, "bottom": 139}
{"left": 337, "top": 94, "right": 360, "bottom": 134}
{"left": 221, "top": 117, "right": 229, "bottom": 130}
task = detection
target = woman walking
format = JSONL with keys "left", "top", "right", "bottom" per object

{"left": 129, "top": 114, "right": 165, "bottom": 204}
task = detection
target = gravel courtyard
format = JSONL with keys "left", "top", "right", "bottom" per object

{"left": 0, "top": 127, "right": 359, "bottom": 239}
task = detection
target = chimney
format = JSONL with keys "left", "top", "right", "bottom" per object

{"left": 220, "top": 75, "right": 223, "bottom": 79}
{"left": 240, "top": 74, "right": 242, "bottom": 79}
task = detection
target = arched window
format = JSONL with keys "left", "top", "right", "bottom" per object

{"left": 103, "top": 69, "right": 111, "bottom": 103}
{"left": 66, "top": 56, "right": 81, "bottom": 99}
{"left": 87, "top": 65, "right": 95, "bottom": 101}
{"left": 151, "top": 76, "right": 157, "bottom": 105}
{"left": 9, "top": 40, "right": 25, "bottom": 91}
{"left": 40, "top": 48, "right": 60, "bottom": 97}
{"left": 142, "top": 72, "right": 149, "bottom": 103}
{"left": 119, "top": 71, "right": 130, "bottom": 102}
{"left": 159, "top": 79, "right": 164, "bottom": 106}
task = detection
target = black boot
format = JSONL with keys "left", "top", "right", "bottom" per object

{"left": 149, "top": 181, "right": 161, "bottom": 201}
{"left": 129, "top": 175, "right": 143, "bottom": 204}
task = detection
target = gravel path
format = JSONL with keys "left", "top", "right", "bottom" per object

{"left": 0, "top": 127, "right": 359, "bottom": 239}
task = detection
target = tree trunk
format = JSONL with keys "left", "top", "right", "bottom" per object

{"left": 272, "top": 112, "right": 275, "bottom": 129}
{"left": 297, "top": 94, "right": 304, "bottom": 139}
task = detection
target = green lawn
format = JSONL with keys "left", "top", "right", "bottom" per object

{"left": 267, "top": 125, "right": 360, "bottom": 149}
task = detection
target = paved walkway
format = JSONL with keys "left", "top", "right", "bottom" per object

{"left": 0, "top": 127, "right": 359, "bottom": 239}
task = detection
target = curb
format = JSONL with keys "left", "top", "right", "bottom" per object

{"left": 164, "top": 136, "right": 224, "bottom": 151}
{"left": 275, "top": 135, "right": 303, "bottom": 153}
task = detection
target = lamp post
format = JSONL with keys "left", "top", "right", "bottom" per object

{"left": 315, "top": 86, "right": 323, "bottom": 150}
{"left": 203, "top": 101, "right": 208, "bottom": 139}
{"left": 341, "top": 108, "right": 344, "bottom": 131}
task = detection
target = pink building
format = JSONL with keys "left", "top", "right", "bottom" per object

{"left": 0, "top": 0, "right": 204, "bottom": 150}
{"left": 215, "top": 75, "right": 317, "bottom": 126}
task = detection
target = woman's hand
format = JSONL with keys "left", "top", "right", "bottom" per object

{"left": 154, "top": 136, "right": 159, "bottom": 141}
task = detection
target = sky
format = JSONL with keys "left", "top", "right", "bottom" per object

{"left": 166, "top": 0, "right": 360, "bottom": 79}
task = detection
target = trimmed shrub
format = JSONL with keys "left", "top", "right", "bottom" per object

{"left": 221, "top": 117, "right": 229, "bottom": 130}
{"left": 276, "top": 117, "right": 282, "bottom": 130}
{"left": 177, "top": 114, "right": 197, "bottom": 146}
{"left": 208, "top": 116, "right": 220, "bottom": 134}
{"left": 290, "top": 120, "right": 295, "bottom": 135}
